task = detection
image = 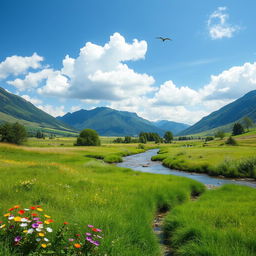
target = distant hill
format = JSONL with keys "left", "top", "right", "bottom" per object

{"left": 180, "top": 90, "right": 256, "bottom": 135}
{"left": 153, "top": 120, "right": 190, "bottom": 135}
{"left": 0, "top": 87, "right": 75, "bottom": 133}
{"left": 57, "top": 107, "right": 165, "bottom": 136}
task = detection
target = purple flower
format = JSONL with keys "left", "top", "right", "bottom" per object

{"left": 69, "top": 238, "right": 74, "bottom": 242}
{"left": 86, "top": 237, "right": 93, "bottom": 242}
{"left": 85, "top": 232, "right": 91, "bottom": 236}
{"left": 33, "top": 218, "right": 40, "bottom": 221}
{"left": 88, "top": 224, "right": 94, "bottom": 228}
{"left": 93, "top": 241, "right": 100, "bottom": 246}
{"left": 14, "top": 236, "right": 22, "bottom": 242}
{"left": 32, "top": 223, "right": 39, "bottom": 228}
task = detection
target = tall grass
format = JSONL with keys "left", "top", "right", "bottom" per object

{"left": 0, "top": 143, "right": 204, "bottom": 255}
{"left": 164, "top": 185, "right": 256, "bottom": 256}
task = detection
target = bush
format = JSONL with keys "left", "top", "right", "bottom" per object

{"left": 225, "top": 136, "right": 237, "bottom": 146}
{"left": 232, "top": 123, "right": 244, "bottom": 136}
{"left": 205, "top": 136, "right": 214, "bottom": 142}
{"left": 75, "top": 129, "right": 100, "bottom": 146}
{"left": 164, "top": 131, "right": 173, "bottom": 143}
{"left": 0, "top": 122, "right": 27, "bottom": 145}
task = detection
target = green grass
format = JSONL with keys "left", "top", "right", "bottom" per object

{"left": 153, "top": 132, "right": 256, "bottom": 178}
{"left": 0, "top": 142, "right": 204, "bottom": 256}
{"left": 164, "top": 184, "right": 256, "bottom": 256}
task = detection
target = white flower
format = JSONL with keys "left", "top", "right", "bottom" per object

{"left": 36, "top": 238, "right": 41, "bottom": 242}
{"left": 20, "top": 223, "right": 28, "bottom": 227}
{"left": 8, "top": 216, "right": 14, "bottom": 220}
{"left": 24, "top": 208, "right": 30, "bottom": 211}
{"left": 38, "top": 224, "right": 44, "bottom": 229}
{"left": 36, "top": 228, "right": 42, "bottom": 232}
{"left": 21, "top": 218, "right": 28, "bottom": 222}
{"left": 27, "top": 228, "right": 34, "bottom": 234}
{"left": 46, "top": 227, "right": 53, "bottom": 232}
{"left": 44, "top": 238, "right": 49, "bottom": 242}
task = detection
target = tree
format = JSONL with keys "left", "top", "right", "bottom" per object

{"left": 242, "top": 116, "right": 254, "bottom": 131}
{"left": 215, "top": 130, "right": 225, "bottom": 139}
{"left": 225, "top": 136, "right": 237, "bottom": 146}
{"left": 232, "top": 123, "right": 244, "bottom": 136}
{"left": 164, "top": 131, "right": 173, "bottom": 143}
{"left": 0, "top": 122, "right": 27, "bottom": 145}
{"left": 75, "top": 129, "right": 100, "bottom": 146}
{"left": 124, "top": 136, "right": 132, "bottom": 143}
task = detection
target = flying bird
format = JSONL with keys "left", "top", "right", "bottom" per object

{"left": 156, "top": 37, "right": 172, "bottom": 42}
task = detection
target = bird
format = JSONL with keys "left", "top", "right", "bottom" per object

{"left": 156, "top": 37, "right": 172, "bottom": 42}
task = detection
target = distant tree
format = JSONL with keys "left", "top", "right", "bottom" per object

{"left": 36, "top": 131, "right": 45, "bottom": 139}
{"left": 0, "top": 122, "right": 27, "bottom": 145}
{"left": 225, "top": 136, "right": 238, "bottom": 146}
{"left": 139, "top": 135, "right": 147, "bottom": 144}
{"left": 242, "top": 116, "right": 254, "bottom": 131}
{"left": 75, "top": 129, "right": 100, "bottom": 146}
{"left": 232, "top": 123, "right": 244, "bottom": 136}
{"left": 215, "top": 130, "right": 225, "bottom": 140}
{"left": 164, "top": 131, "right": 173, "bottom": 143}
{"left": 205, "top": 136, "right": 214, "bottom": 142}
{"left": 124, "top": 136, "right": 132, "bottom": 143}
{"left": 113, "top": 137, "right": 123, "bottom": 143}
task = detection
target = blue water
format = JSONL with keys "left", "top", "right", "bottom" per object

{"left": 117, "top": 149, "right": 256, "bottom": 188}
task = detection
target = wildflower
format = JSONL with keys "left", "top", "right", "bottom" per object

{"left": 33, "top": 218, "right": 40, "bottom": 221}
{"left": 86, "top": 232, "right": 92, "bottom": 236}
{"left": 30, "top": 206, "right": 36, "bottom": 210}
{"left": 44, "top": 215, "right": 51, "bottom": 218}
{"left": 74, "top": 243, "right": 81, "bottom": 248}
{"left": 32, "top": 223, "right": 39, "bottom": 228}
{"left": 23, "top": 230, "right": 28, "bottom": 233}
{"left": 88, "top": 224, "right": 94, "bottom": 228}
{"left": 36, "top": 238, "right": 41, "bottom": 242}
{"left": 18, "top": 210, "right": 25, "bottom": 215}
{"left": 64, "top": 222, "right": 69, "bottom": 225}
{"left": 14, "top": 216, "right": 22, "bottom": 222}
{"left": 21, "top": 218, "right": 28, "bottom": 222}
{"left": 92, "top": 228, "right": 102, "bottom": 232}
{"left": 4, "top": 213, "right": 11, "bottom": 217}
{"left": 20, "top": 223, "right": 28, "bottom": 227}
{"left": 39, "top": 233, "right": 45, "bottom": 237}
{"left": 8, "top": 208, "right": 15, "bottom": 211}
{"left": 8, "top": 216, "right": 14, "bottom": 220}
{"left": 14, "top": 205, "right": 20, "bottom": 209}
{"left": 14, "top": 236, "right": 22, "bottom": 242}
{"left": 41, "top": 244, "right": 47, "bottom": 248}
{"left": 0, "top": 224, "right": 6, "bottom": 229}
{"left": 93, "top": 241, "right": 100, "bottom": 246}
{"left": 31, "top": 213, "right": 38, "bottom": 217}
{"left": 69, "top": 238, "right": 74, "bottom": 242}
{"left": 37, "top": 208, "right": 43, "bottom": 212}
{"left": 24, "top": 208, "right": 30, "bottom": 211}
{"left": 46, "top": 227, "right": 53, "bottom": 233}
{"left": 27, "top": 228, "right": 34, "bottom": 234}
{"left": 44, "top": 238, "right": 49, "bottom": 242}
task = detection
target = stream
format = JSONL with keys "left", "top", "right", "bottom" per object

{"left": 117, "top": 149, "right": 256, "bottom": 188}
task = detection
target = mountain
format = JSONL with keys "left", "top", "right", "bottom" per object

{"left": 57, "top": 107, "right": 165, "bottom": 136}
{"left": 153, "top": 120, "right": 190, "bottom": 135}
{"left": 180, "top": 90, "right": 256, "bottom": 135}
{"left": 0, "top": 87, "right": 75, "bottom": 133}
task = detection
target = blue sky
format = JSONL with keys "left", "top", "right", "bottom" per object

{"left": 0, "top": 0, "right": 256, "bottom": 124}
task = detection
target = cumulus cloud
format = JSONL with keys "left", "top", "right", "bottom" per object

{"left": 0, "top": 53, "right": 43, "bottom": 79}
{"left": 21, "top": 94, "right": 42, "bottom": 105}
{"left": 207, "top": 7, "right": 240, "bottom": 39}
{"left": 37, "top": 104, "right": 66, "bottom": 117}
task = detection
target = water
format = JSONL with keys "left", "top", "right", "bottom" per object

{"left": 117, "top": 149, "right": 256, "bottom": 188}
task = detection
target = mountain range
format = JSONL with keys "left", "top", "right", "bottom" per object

{"left": 180, "top": 90, "right": 256, "bottom": 135}
{"left": 57, "top": 108, "right": 189, "bottom": 136}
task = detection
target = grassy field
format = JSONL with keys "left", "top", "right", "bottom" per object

{"left": 164, "top": 184, "right": 256, "bottom": 256}
{"left": 152, "top": 131, "right": 256, "bottom": 178}
{"left": 0, "top": 141, "right": 204, "bottom": 255}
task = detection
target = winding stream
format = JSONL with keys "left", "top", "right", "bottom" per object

{"left": 117, "top": 149, "right": 256, "bottom": 188}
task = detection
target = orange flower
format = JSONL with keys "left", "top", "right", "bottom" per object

{"left": 64, "top": 222, "right": 69, "bottom": 225}
{"left": 8, "top": 208, "right": 15, "bottom": 211}
{"left": 74, "top": 243, "right": 81, "bottom": 248}
{"left": 4, "top": 213, "right": 11, "bottom": 217}
{"left": 14, "top": 205, "right": 20, "bottom": 209}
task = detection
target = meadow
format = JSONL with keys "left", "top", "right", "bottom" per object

{"left": 152, "top": 131, "right": 256, "bottom": 178}
{"left": 0, "top": 141, "right": 204, "bottom": 255}
{"left": 0, "top": 137, "right": 256, "bottom": 256}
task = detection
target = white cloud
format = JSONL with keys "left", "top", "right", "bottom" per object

{"left": 21, "top": 94, "right": 42, "bottom": 105}
{"left": 207, "top": 7, "right": 240, "bottom": 39}
{"left": 71, "top": 106, "right": 81, "bottom": 112}
{"left": 0, "top": 53, "right": 43, "bottom": 79}
{"left": 200, "top": 62, "right": 256, "bottom": 100}
{"left": 152, "top": 80, "right": 201, "bottom": 106}
{"left": 37, "top": 104, "right": 66, "bottom": 117}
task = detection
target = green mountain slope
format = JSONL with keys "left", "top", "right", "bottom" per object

{"left": 0, "top": 87, "right": 75, "bottom": 133}
{"left": 57, "top": 107, "right": 165, "bottom": 136}
{"left": 181, "top": 90, "right": 256, "bottom": 135}
{"left": 153, "top": 120, "right": 190, "bottom": 135}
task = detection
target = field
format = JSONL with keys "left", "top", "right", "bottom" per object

{"left": 0, "top": 141, "right": 204, "bottom": 255}
{"left": 153, "top": 131, "right": 256, "bottom": 178}
{"left": 0, "top": 137, "right": 255, "bottom": 256}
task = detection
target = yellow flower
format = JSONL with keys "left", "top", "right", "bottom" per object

{"left": 44, "top": 215, "right": 51, "bottom": 218}
{"left": 39, "top": 233, "right": 45, "bottom": 237}
{"left": 44, "top": 220, "right": 50, "bottom": 224}
{"left": 23, "top": 230, "right": 28, "bottom": 233}
{"left": 37, "top": 208, "right": 43, "bottom": 212}
{"left": 14, "top": 216, "right": 22, "bottom": 222}
{"left": 41, "top": 243, "right": 47, "bottom": 248}
{"left": 4, "top": 213, "right": 10, "bottom": 217}
{"left": 0, "top": 224, "right": 6, "bottom": 229}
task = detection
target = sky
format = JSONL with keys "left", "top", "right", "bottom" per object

{"left": 0, "top": 0, "right": 256, "bottom": 125}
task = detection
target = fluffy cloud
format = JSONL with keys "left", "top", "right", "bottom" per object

{"left": 37, "top": 104, "right": 65, "bottom": 117}
{"left": 207, "top": 7, "right": 240, "bottom": 39}
{"left": 200, "top": 62, "right": 256, "bottom": 100}
{"left": 0, "top": 53, "right": 43, "bottom": 79}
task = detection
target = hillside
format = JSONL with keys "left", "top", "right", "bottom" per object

{"left": 181, "top": 90, "right": 256, "bottom": 135}
{"left": 154, "top": 120, "right": 190, "bottom": 135}
{"left": 0, "top": 87, "right": 75, "bottom": 133}
{"left": 58, "top": 107, "right": 165, "bottom": 136}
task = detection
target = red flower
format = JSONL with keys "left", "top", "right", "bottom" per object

{"left": 31, "top": 213, "right": 38, "bottom": 216}
{"left": 18, "top": 210, "right": 25, "bottom": 215}
{"left": 30, "top": 206, "right": 36, "bottom": 210}
{"left": 64, "top": 222, "right": 69, "bottom": 225}
{"left": 8, "top": 208, "right": 15, "bottom": 211}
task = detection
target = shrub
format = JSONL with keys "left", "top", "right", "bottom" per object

{"left": 205, "top": 136, "right": 214, "bottom": 142}
{"left": 232, "top": 123, "right": 244, "bottom": 136}
{"left": 75, "top": 129, "right": 100, "bottom": 146}
{"left": 225, "top": 136, "right": 237, "bottom": 146}
{"left": 0, "top": 122, "right": 27, "bottom": 145}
